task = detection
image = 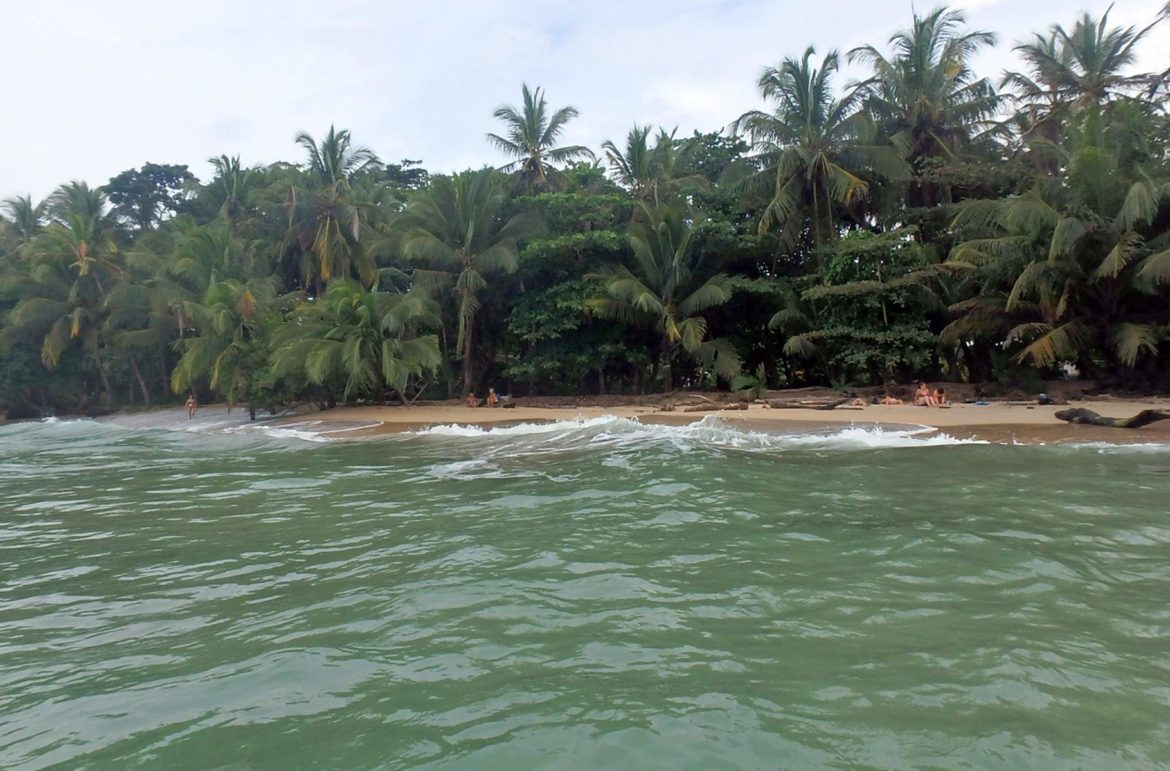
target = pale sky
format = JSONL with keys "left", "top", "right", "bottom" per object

{"left": 1, "top": 0, "right": 1167, "bottom": 200}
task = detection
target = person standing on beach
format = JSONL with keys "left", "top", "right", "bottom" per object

{"left": 185, "top": 393, "right": 197, "bottom": 419}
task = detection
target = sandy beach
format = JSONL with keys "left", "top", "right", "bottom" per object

{"left": 300, "top": 397, "right": 1170, "bottom": 444}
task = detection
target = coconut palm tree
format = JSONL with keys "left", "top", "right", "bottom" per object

{"left": 590, "top": 202, "right": 741, "bottom": 391}
{"left": 271, "top": 279, "right": 441, "bottom": 402}
{"left": 397, "top": 169, "right": 541, "bottom": 394}
{"left": 1, "top": 195, "right": 46, "bottom": 253}
{"left": 487, "top": 84, "right": 594, "bottom": 190}
{"left": 170, "top": 278, "right": 275, "bottom": 405}
{"left": 203, "top": 155, "right": 254, "bottom": 226}
{"left": 3, "top": 185, "right": 122, "bottom": 402}
{"left": 734, "top": 47, "right": 905, "bottom": 252}
{"left": 947, "top": 111, "right": 1170, "bottom": 375}
{"left": 285, "top": 126, "right": 381, "bottom": 288}
{"left": 850, "top": 7, "right": 1001, "bottom": 204}
{"left": 1007, "top": 7, "right": 1166, "bottom": 117}
{"left": 601, "top": 125, "right": 706, "bottom": 206}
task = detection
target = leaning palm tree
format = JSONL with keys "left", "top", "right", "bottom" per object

{"left": 397, "top": 169, "right": 541, "bottom": 394}
{"left": 590, "top": 202, "right": 741, "bottom": 391}
{"left": 850, "top": 6, "right": 1001, "bottom": 203}
{"left": 487, "top": 83, "right": 594, "bottom": 190}
{"left": 271, "top": 279, "right": 441, "bottom": 402}
{"left": 733, "top": 47, "right": 905, "bottom": 252}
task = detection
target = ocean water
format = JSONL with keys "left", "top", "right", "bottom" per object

{"left": 1, "top": 415, "right": 1169, "bottom": 769}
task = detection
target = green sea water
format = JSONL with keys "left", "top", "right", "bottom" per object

{"left": 2, "top": 415, "right": 1169, "bottom": 769}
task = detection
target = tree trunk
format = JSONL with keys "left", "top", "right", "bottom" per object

{"left": 661, "top": 340, "right": 677, "bottom": 393}
{"left": 461, "top": 316, "right": 475, "bottom": 396}
{"left": 92, "top": 346, "right": 114, "bottom": 406}
{"left": 129, "top": 356, "right": 151, "bottom": 404}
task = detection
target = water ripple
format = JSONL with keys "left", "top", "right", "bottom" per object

{"left": 1, "top": 420, "right": 1169, "bottom": 768}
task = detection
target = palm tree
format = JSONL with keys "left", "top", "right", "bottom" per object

{"left": 487, "top": 84, "right": 594, "bottom": 190}
{"left": 3, "top": 185, "right": 122, "bottom": 402}
{"left": 170, "top": 278, "right": 275, "bottom": 405}
{"left": 850, "top": 6, "right": 1001, "bottom": 204}
{"left": 271, "top": 279, "right": 441, "bottom": 402}
{"left": 397, "top": 169, "right": 541, "bottom": 394}
{"left": 1, "top": 195, "right": 46, "bottom": 253}
{"left": 947, "top": 111, "right": 1170, "bottom": 376}
{"left": 285, "top": 126, "right": 380, "bottom": 288}
{"left": 590, "top": 202, "right": 741, "bottom": 391}
{"left": 734, "top": 47, "right": 905, "bottom": 252}
{"left": 1008, "top": 7, "right": 1166, "bottom": 117}
{"left": 601, "top": 125, "right": 706, "bottom": 206}
{"left": 204, "top": 155, "right": 254, "bottom": 225}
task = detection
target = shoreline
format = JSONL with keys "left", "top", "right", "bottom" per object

{"left": 290, "top": 399, "right": 1170, "bottom": 444}
{"left": 40, "top": 395, "right": 1165, "bottom": 445}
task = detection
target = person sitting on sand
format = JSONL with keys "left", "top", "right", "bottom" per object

{"left": 185, "top": 393, "right": 197, "bottom": 419}
{"left": 933, "top": 387, "right": 947, "bottom": 406}
{"left": 486, "top": 388, "right": 498, "bottom": 408}
{"left": 914, "top": 382, "right": 935, "bottom": 407}
{"left": 466, "top": 392, "right": 478, "bottom": 407}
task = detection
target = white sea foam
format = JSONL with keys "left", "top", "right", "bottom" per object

{"left": 412, "top": 414, "right": 986, "bottom": 454}
{"left": 416, "top": 414, "right": 622, "bottom": 438}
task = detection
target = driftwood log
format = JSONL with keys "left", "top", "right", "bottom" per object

{"left": 1055, "top": 408, "right": 1170, "bottom": 428}
{"left": 681, "top": 402, "right": 749, "bottom": 413}
{"left": 766, "top": 397, "right": 850, "bottom": 411}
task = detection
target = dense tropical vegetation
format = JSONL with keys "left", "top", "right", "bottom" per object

{"left": 2, "top": 5, "right": 1169, "bottom": 417}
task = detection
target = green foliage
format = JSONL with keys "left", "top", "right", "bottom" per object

{"left": 779, "top": 229, "right": 944, "bottom": 383}
{"left": 104, "top": 163, "right": 195, "bottom": 231}
{"left": 591, "top": 203, "right": 742, "bottom": 390}
{"left": 504, "top": 279, "right": 647, "bottom": 394}
{"left": 731, "top": 362, "right": 769, "bottom": 399}
{"left": 271, "top": 279, "right": 440, "bottom": 402}
{"left": 3, "top": 6, "right": 1170, "bottom": 413}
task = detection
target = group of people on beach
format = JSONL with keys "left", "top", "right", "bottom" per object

{"left": 859, "top": 383, "right": 947, "bottom": 407}
{"left": 466, "top": 388, "right": 498, "bottom": 408}
{"left": 913, "top": 383, "right": 947, "bottom": 407}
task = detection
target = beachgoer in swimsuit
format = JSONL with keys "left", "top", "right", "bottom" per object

{"left": 934, "top": 387, "right": 947, "bottom": 406}
{"left": 486, "top": 388, "right": 498, "bottom": 408}
{"left": 880, "top": 393, "right": 903, "bottom": 405}
{"left": 185, "top": 393, "right": 197, "bottom": 419}
{"left": 914, "top": 383, "right": 934, "bottom": 407}
{"left": 466, "top": 392, "right": 478, "bottom": 407}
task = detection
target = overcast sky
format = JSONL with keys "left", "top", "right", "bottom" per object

{"left": 2, "top": 0, "right": 1167, "bottom": 200}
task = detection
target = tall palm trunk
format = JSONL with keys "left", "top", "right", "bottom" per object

{"left": 92, "top": 345, "right": 114, "bottom": 405}
{"left": 129, "top": 356, "right": 151, "bottom": 404}
{"left": 462, "top": 315, "right": 475, "bottom": 395}
{"left": 661, "top": 339, "right": 678, "bottom": 392}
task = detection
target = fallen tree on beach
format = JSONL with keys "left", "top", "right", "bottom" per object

{"left": 681, "top": 402, "right": 749, "bottom": 413}
{"left": 1055, "top": 408, "right": 1170, "bottom": 429}
{"left": 765, "top": 397, "right": 850, "bottom": 411}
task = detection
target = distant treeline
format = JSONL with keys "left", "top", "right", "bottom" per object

{"left": 2, "top": 5, "right": 1169, "bottom": 416}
